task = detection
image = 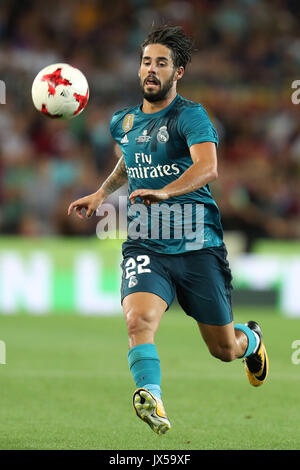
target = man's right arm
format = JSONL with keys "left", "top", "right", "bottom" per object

{"left": 68, "top": 146, "right": 127, "bottom": 219}
{"left": 100, "top": 151, "right": 127, "bottom": 198}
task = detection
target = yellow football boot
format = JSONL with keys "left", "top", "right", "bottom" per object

{"left": 244, "top": 321, "right": 269, "bottom": 387}
{"left": 133, "top": 388, "right": 171, "bottom": 435}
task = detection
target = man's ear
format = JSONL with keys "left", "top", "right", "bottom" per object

{"left": 174, "top": 66, "right": 184, "bottom": 81}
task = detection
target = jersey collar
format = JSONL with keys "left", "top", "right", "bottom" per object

{"left": 137, "top": 93, "right": 180, "bottom": 119}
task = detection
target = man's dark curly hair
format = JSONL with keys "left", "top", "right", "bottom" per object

{"left": 140, "top": 25, "right": 194, "bottom": 70}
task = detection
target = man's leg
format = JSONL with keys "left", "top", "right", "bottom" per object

{"left": 123, "top": 292, "right": 166, "bottom": 348}
{"left": 173, "top": 245, "right": 269, "bottom": 385}
{"left": 197, "top": 320, "right": 269, "bottom": 386}
{"left": 123, "top": 291, "right": 166, "bottom": 398}
{"left": 197, "top": 321, "right": 257, "bottom": 362}
{"left": 122, "top": 292, "right": 171, "bottom": 434}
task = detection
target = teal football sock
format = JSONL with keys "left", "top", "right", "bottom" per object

{"left": 128, "top": 343, "right": 162, "bottom": 399}
{"left": 234, "top": 323, "right": 259, "bottom": 357}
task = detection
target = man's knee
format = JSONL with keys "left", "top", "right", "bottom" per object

{"left": 208, "top": 342, "right": 236, "bottom": 362}
{"left": 125, "top": 308, "right": 156, "bottom": 336}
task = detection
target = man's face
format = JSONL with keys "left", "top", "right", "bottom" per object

{"left": 139, "top": 43, "right": 179, "bottom": 103}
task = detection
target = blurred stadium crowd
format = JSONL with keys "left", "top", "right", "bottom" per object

{"left": 0, "top": 0, "right": 299, "bottom": 250}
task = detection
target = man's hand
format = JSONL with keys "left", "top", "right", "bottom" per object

{"left": 129, "top": 188, "right": 169, "bottom": 205}
{"left": 67, "top": 190, "right": 105, "bottom": 219}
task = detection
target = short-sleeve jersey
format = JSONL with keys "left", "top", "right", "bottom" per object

{"left": 110, "top": 94, "right": 223, "bottom": 254}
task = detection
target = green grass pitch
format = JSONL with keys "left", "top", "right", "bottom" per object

{"left": 0, "top": 307, "right": 299, "bottom": 450}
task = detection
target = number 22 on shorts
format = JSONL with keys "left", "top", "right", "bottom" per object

{"left": 125, "top": 255, "right": 151, "bottom": 279}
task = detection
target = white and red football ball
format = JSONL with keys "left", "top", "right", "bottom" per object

{"left": 31, "top": 63, "right": 89, "bottom": 119}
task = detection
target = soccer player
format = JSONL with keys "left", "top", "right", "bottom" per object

{"left": 68, "top": 26, "right": 269, "bottom": 435}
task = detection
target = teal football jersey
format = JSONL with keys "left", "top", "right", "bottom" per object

{"left": 110, "top": 94, "right": 223, "bottom": 254}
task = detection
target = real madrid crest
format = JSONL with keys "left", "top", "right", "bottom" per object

{"left": 128, "top": 275, "right": 138, "bottom": 288}
{"left": 122, "top": 114, "right": 134, "bottom": 133}
{"left": 157, "top": 125, "right": 169, "bottom": 143}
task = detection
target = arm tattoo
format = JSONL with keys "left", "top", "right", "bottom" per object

{"left": 100, "top": 155, "right": 128, "bottom": 196}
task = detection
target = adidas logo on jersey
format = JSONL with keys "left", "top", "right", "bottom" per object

{"left": 121, "top": 134, "right": 129, "bottom": 144}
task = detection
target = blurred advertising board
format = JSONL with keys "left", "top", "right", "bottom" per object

{"left": 0, "top": 237, "right": 299, "bottom": 317}
{"left": 0, "top": 237, "right": 123, "bottom": 315}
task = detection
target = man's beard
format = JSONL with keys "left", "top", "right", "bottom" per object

{"left": 140, "top": 71, "right": 175, "bottom": 103}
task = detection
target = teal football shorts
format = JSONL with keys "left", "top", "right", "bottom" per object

{"left": 121, "top": 242, "right": 233, "bottom": 326}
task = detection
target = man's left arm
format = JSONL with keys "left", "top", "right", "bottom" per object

{"left": 129, "top": 141, "right": 218, "bottom": 204}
